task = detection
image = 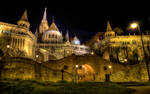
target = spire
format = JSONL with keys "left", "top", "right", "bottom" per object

{"left": 39, "top": 7, "right": 49, "bottom": 34}
{"left": 35, "top": 28, "right": 38, "bottom": 37}
{"left": 21, "top": 9, "right": 28, "bottom": 21}
{"left": 43, "top": 7, "right": 47, "bottom": 20}
{"left": 52, "top": 16, "right": 55, "bottom": 22}
{"left": 65, "top": 30, "right": 69, "bottom": 41}
{"left": 106, "top": 21, "right": 112, "bottom": 32}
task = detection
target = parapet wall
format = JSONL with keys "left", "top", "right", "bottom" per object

{"left": 0, "top": 56, "right": 149, "bottom": 82}
{"left": 0, "top": 57, "right": 72, "bottom": 82}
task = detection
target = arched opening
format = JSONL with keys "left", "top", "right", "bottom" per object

{"left": 76, "top": 64, "right": 95, "bottom": 82}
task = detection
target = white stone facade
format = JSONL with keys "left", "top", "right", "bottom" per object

{"left": 99, "top": 21, "right": 150, "bottom": 64}
{"left": 0, "top": 10, "right": 36, "bottom": 59}
{"left": 0, "top": 9, "right": 90, "bottom": 62}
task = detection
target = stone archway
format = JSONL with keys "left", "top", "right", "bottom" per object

{"left": 77, "top": 64, "right": 95, "bottom": 82}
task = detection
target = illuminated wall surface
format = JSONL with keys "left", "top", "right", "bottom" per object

{"left": 0, "top": 22, "right": 36, "bottom": 59}
{"left": 99, "top": 21, "right": 150, "bottom": 64}
{"left": 0, "top": 9, "right": 90, "bottom": 62}
{"left": 0, "top": 56, "right": 149, "bottom": 82}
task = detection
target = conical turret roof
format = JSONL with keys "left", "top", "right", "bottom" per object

{"left": 49, "top": 17, "right": 59, "bottom": 31}
{"left": 65, "top": 30, "right": 69, "bottom": 41}
{"left": 21, "top": 9, "right": 28, "bottom": 21}
{"left": 106, "top": 21, "right": 112, "bottom": 32}
{"left": 42, "top": 7, "right": 47, "bottom": 20}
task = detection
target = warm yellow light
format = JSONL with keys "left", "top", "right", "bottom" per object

{"left": 91, "top": 52, "right": 94, "bottom": 55}
{"left": 82, "top": 65, "right": 85, "bottom": 68}
{"left": 36, "top": 55, "right": 39, "bottom": 58}
{"left": 7, "top": 45, "right": 10, "bottom": 48}
{"left": 124, "top": 59, "right": 127, "bottom": 62}
{"left": 75, "top": 65, "right": 78, "bottom": 68}
{"left": 130, "top": 23, "right": 138, "bottom": 29}
{"left": 108, "top": 65, "right": 112, "bottom": 69}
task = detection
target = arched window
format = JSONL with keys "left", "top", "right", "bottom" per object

{"left": 52, "top": 34, "right": 54, "bottom": 38}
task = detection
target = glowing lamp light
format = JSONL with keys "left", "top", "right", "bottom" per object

{"left": 91, "top": 52, "right": 94, "bottom": 55}
{"left": 36, "top": 55, "right": 39, "bottom": 58}
{"left": 130, "top": 23, "right": 138, "bottom": 29}
{"left": 124, "top": 59, "right": 127, "bottom": 62}
{"left": 7, "top": 45, "right": 10, "bottom": 48}
{"left": 67, "top": 51, "right": 70, "bottom": 53}
{"left": 75, "top": 65, "right": 78, "bottom": 68}
{"left": 108, "top": 65, "right": 112, "bottom": 69}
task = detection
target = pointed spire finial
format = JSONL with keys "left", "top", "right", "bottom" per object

{"left": 106, "top": 20, "right": 112, "bottom": 32}
{"left": 43, "top": 7, "right": 47, "bottom": 20}
{"left": 35, "top": 28, "right": 38, "bottom": 37}
{"left": 21, "top": 9, "right": 28, "bottom": 21}
{"left": 52, "top": 16, "right": 55, "bottom": 22}
{"left": 66, "top": 30, "right": 69, "bottom": 41}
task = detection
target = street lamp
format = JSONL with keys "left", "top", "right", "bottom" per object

{"left": 36, "top": 55, "right": 39, "bottom": 58}
{"left": 35, "top": 55, "right": 39, "bottom": 62}
{"left": 75, "top": 64, "right": 78, "bottom": 83}
{"left": 130, "top": 23, "right": 138, "bottom": 29}
{"left": 130, "top": 22, "right": 150, "bottom": 81}
{"left": 91, "top": 52, "right": 94, "bottom": 55}
{"left": 7, "top": 45, "right": 10, "bottom": 49}
{"left": 6, "top": 45, "right": 10, "bottom": 56}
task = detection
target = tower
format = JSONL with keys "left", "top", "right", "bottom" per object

{"left": 106, "top": 21, "right": 113, "bottom": 32}
{"left": 105, "top": 21, "right": 115, "bottom": 37}
{"left": 17, "top": 9, "right": 30, "bottom": 29}
{"left": 39, "top": 7, "right": 49, "bottom": 34}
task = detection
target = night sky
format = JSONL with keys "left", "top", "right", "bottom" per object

{"left": 0, "top": 0, "right": 150, "bottom": 43}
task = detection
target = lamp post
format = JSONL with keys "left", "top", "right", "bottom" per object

{"left": 35, "top": 55, "right": 39, "bottom": 62}
{"left": 6, "top": 45, "right": 10, "bottom": 56}
{"left": 75, "top": 64, "right": 78, "bottom": 83}
{"left": 108, "top": 65, "right": 112, "bottom": 74}
{"left": 130, "top": 22, "right": 150, "bottom": 81}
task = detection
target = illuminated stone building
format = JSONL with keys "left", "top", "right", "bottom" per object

{"left": 34, "top": 8, "right": 90, "bottom": 62}
{"left": 100, "top": 21, "right": 150, "bottom": 64}
{"left": 0, "top": 10, "right": 36, "bottom": 59}
{"left": 0, "top": 9, "right": 149, "bottom": 82}
{"left": 0, "top": 8, "right": 90, "bottom": 62}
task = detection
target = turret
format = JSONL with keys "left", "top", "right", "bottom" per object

{"left": 104, "top": 21, "right": 115, "bottom": 38}
{"left": 17, "top": 9, "right": 30, "bottom": 29}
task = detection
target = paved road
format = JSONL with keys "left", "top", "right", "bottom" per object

{"left": 128, "top": 86, "right": 150, "bottom": 94}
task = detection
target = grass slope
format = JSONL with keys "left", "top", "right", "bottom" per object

{"left": 0, "top": 79, "right": 135, "bottom": 94}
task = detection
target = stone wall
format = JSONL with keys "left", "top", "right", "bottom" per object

{"left": 43, "top": 55, "right": 149, "bottom": 82}
{"left": 110, "top": 63, "right": 149, "bottom": 82}
{"left": 0, "top": 56, "right": 149, "bottom": 82}
{"left": 0, "top": 57, "right": 72, "bottom": 82}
